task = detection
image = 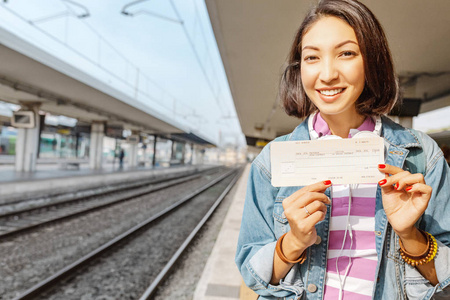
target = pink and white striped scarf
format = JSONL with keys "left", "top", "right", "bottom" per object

{"left": 323, "top": 184, "right": 378, "bottom": 300}
{"left": 311, "top": 113, "right": 378, "bottom": 299}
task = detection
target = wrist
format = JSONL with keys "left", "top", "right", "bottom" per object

{"left": 282, "top": 232, "right": 308, "bottom": 260}
{"left": 398, "top": 227, "right": 428, "bottom": 256}
{"left": 399, "top": 229, "right": 438, "bottom": 267}
{"left": 395, "top": 226, "right": 419, "bottom": 240}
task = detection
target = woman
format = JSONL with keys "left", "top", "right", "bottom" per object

{"left": 235, "top": 0, "right": 450, "bottom": 299}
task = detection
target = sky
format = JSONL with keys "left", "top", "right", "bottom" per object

{"left": 0, "top": 0, "right": 244, "bottom": 146}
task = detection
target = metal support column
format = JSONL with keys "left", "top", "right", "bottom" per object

{"left": 181, "top": 143, "right": 186, "bottom": 164}
{"left": 14, "top": 103, "right": 41, "bottom": 172}
{"left": 152, "top": 135, "right": 157, "bottom": 167}
{"left": 89, "top": 121, "right": 105, "bottom": 170}
{"left": 170, "top": 140, "right": 176, "bottom": 160}
{"left": 189, "top": 143, "right": 194, "bottom": 164}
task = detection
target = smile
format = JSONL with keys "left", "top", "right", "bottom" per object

{"left": 318, "top": 88, "right": 345, "bottom": 96}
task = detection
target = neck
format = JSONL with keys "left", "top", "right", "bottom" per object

{"left": 320, "top": 111, "right": 365, "bottom": 138}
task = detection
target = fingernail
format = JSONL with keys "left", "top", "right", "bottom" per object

{"left": 378, "top": 164, "right": 386, "bottom": 169}
{"left": 378, "top": 179, "right": 387, "bottom": 186}
{"left": 323, "top": 180, "right": 332, "bottom": 185}
{"left": 406, "top": 186, "right": 412, "bottom": 191}
{"left": 395, "top": 183, "right": 399, "bottom": 190}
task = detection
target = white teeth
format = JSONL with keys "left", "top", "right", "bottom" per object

{"left": 319, "top": 89, "right": 343, "bottom": 96}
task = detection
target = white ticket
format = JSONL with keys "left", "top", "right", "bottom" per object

{"left": 271, "top": 137, "right": 385, "bottom": 187}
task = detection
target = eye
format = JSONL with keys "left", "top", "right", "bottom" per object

{"left": 340, "top": 51, "right": 357, "bottom": 57}
{"left": 304, "top": 55, "right": 318, "bottom": 62}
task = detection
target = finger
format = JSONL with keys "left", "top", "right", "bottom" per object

{"left": 284, "top": 180, "right": 332, "bottom": 205}
{"left": 303, "top": 201, "right": 327, "bottom": 217}
{"left": 293, "top": 206, "right": 327, "bottom": 233}
{"left": 303, "top": 207, "right": 327, "bottom": 227}
{"left": 298, "top": 192, "right": 331, "bottom": 206}
{"left": 297, "top": 180, "right": 332, "bottom": 195}
{"left": 396, "top": 173, "right": 426, "bottom": 190}
{"left": 379, "top": 171, "right": 411, "bottom": 189}
{"left": 284, "top": 195, "right": 330, "bottom": 220}
{"left": 378, "top": 164, "right": 406, "bottom": 176}
{"left": 378, "top": 177, "right": 395, "bottom": 192}
{"left": 289, "top": 201, "right": 327, "bottom": 222}
{"left": 405, "top": 183, "right": 432, "bottom": 197}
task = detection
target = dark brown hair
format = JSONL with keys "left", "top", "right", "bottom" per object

{"left": 280, "top": 0, "right": 399, "bottom": 118}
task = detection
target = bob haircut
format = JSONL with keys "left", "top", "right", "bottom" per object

{"left": 280, "top": 0, "right": 399, "bottom": 118}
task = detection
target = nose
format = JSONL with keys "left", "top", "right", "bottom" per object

{"left": 319, "top": 59, "right": 338, "bottom": 83}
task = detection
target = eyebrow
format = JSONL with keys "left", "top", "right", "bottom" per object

{"left": 302, "top": 40, "right": 358, "bottom": 51}
{"left": 336, "top": 40, "right": 358, "bottom": 48}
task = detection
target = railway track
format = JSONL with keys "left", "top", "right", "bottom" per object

{"left": 0, "top": 166, "right": 222, "bottom": 239}
{"left": 11, "top": 166, "right": 242, "bottom": 300}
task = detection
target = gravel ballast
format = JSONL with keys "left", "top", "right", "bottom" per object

{"left": 0, "top": 169, "right": 232, "bottom": 300}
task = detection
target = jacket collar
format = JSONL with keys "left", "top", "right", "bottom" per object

{"left": 379, "top": 116, "right": 422, "bottom": 149}
{"left": 289, "top": 115, "right": 422, "bottom": 150}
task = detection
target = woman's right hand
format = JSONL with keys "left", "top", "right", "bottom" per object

{"left": 282, "top": 180, "right": 332, "bottom": 251}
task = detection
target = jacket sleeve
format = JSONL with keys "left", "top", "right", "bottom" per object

{"left": 404, "top": 131, "right": 450, "bottom": 300}
{"left": 235, "top": 146, "right": 305, "bottom": 299}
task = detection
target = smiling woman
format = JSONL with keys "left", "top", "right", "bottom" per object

{"left": 235, "top": 0, "right": 450, "bottom": 299}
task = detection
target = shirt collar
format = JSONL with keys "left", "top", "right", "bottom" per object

{"left": 313, "top": 112, "right": 375, "bottom": 138}
{"left": 289, "top": 115, "right": 421, "bottom": 149}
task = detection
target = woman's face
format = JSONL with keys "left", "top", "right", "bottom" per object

{"left": 300, "top": 16, "right": 365, "bottom": 119}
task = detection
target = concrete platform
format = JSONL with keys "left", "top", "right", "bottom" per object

{"left": 194, "top": 164, "right": 258, "bottom": 300}
{"left": 0, "top": 159, "right": 216, "bottom": 204}
{"left": 0, "top": 158, "right": 256, "bottom": 299}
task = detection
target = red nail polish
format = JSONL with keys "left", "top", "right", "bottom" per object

{"left": 406, "top": 186, "right": 412, "bottom": 191}
{"left": 323, "top": 180, "right": 332, "bottom": 185}
{"left": 378, "top": 179, "right": 387, "bottom": 186}
{"left": 378, "top": 164, "right": 386, "bottom": 169}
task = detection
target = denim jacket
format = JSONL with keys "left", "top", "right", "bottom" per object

{"left": 236, "top": 116, "right": 450, "bottom": 299}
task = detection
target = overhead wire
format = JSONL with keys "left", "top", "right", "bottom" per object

{"left": 169, "top": 0, "right": 227, "bottom": 115}
{"left": 121, "top": 0, "right": 232, "bottom": 121}
{"left": 192, "top": 0, "right": 222, "bottom": 96}
{"left": 29, "top": 0, "right": 89, "bottom": 24}
{"left": 0, "top": 0, "right": 197, "bottom": 126}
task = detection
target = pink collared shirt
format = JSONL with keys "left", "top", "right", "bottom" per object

{"left": 313, "top": 112, "right": 376, "bottom": 138}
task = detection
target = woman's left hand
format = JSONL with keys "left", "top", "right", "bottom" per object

{"left": 378, "top": 164, "right": 432, "bottom": 237}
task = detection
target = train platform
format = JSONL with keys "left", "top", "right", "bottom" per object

{"left": 1, "top": 155, "right": 255, "bottom": 299}
{"left": 194, "top": 163, "right": 258, "bottom": 300}
{"left": 0, "top": 156, "right": 216, "bottom": 205}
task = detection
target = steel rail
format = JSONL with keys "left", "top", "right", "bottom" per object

{"left": 0, "top": 168, "right": 220, "bottom": 239}
{"left": 12, "top": 168, "right": 238, "bottom": 300}
{"left": 0, "top": 166, "right": 221, "bottom": 217}
{"left": 139, "top": 166, "right": 243, "bottom": 299}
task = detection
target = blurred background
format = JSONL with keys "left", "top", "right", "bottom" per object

{"left": 0, "top": 1, "right": 449, "bottom": 299}
{"left": 0, "top": 0, "right": 448, "bottom": 170}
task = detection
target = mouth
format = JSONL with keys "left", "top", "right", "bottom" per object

{"left": 318, "top": 88, "right": 345, "bottom": 96}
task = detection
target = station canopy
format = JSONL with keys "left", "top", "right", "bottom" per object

{"left": 205, "top": 0, "right": 450, "bottom": 146}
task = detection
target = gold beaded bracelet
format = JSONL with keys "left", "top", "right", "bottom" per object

{"left": 275, "top": 233, "right": 307, "bottom": 264}
{"left": 399, "top": 230, "right": 438, "bottom": 267}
